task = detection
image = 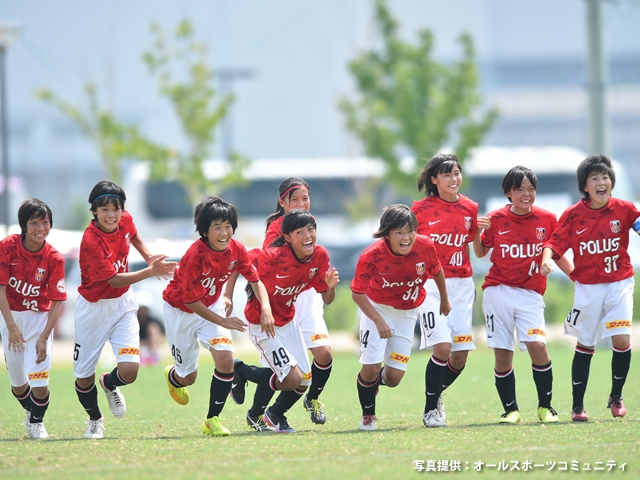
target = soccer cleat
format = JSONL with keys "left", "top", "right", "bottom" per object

{"left": 359, "top": 415, "right": 377, "bottom": 431}
{"left": 303, "top": 396, "right": 327, "bottom": 425}
{"left": 229, "top": 359, "right": 247, "bottom": 405}
{"left": 26, "top": 421, "right": 49, "bottom": 439}
{"left": 607, "top": 396, "right": 627, "bottom": 418}
{"left": 437, "top": 395, "right": 446, "bottom": 422}
{"left": 571, "top": 406, "right": 589, "bottom": 422}
{"left": 164, "top": 365, "right": 189, "bottom": 405}
{"left": 99, "top": 373, "right": 127, "bottom": 418}
{"left": 202, "top": 416, "right": 231, "bottom": 437}
{"left": 85, "top": 417, "right": 105, "bottom": 439}
{"left": 537, "top": 406, "right": 559, "bottom": 423}
{"left": 246, "top": 411, "right": 271, "bottom": 432}
{"left": 423, "top": 409, "right": 447, "bottom": 428}
{"left": 263, "top": 407, "right": 295, "bottom": 433}
{"left": 499, "top": 410, "right": 522, "bottom": 424}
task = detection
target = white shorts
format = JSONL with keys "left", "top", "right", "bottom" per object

{"left": 0, "top": 310, "right": 52, "bottom": 387}
{"left": 248, "top": 316, "right": 311, "bottom": 386}
{"left": 418, "top": 277, "right": 476, "bottom": 352}
{"left": 358, "top": 298, "right": 416, "bottom": 371}
{"left": 482, "top": 285, "right": 547, "bottom": 352}
{"left": 296, "top": 288, "right": 331, "bottom": 349}
{"left": 163, "top": 297, "right": 233, "bottom": 378}
{"left": 564, "top": 278, "right": 634, "bottom": 346}
{"left": 73, "top": 290, "right": 140, "bottom": 379}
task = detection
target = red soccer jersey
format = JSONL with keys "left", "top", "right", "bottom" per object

{"left": 481, "top": 205, "right": 557, "bottom": 295}
{"left": 0, "top": 234, "right": 66, "bottom": 312}
{"left": 263, "top": 216, "right": 283, "bottom": 248}
{"left": 544, "top": 197, "right": 639, "bottom": 284}
{"left": 78, "top": 211, "right": 138, "bottom": 302}
{"left": 163, "top": 238, "right": 259, "bottom": 313}
{"left": 350, "top": 235, "right": 441, "bottom": 310}
{"left": 411, "top": 194, "right": 478, "bottom": 278}
{"left": 244, "top": 244, "right": 330, "bottom": 326}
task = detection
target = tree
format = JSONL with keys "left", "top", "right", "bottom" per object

{"left": 339, "top": 0, "right": 498, "bottom": 199}
{"left": 38, "top": 20, "right": 248, "bottom": 201}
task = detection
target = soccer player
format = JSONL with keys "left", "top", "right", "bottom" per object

{"left": 73, "top": 180, "right": 176, "bottom": 439}
{"left": 162, "top": 196, "right": 273, "bottom": 436}
{"left": 541, "top": 154, "right": 640, "bottom": 421}
{"left": 352, "top": 204, "right": 450, "bottom": 431}
{"left": 411, "top": 153, "right": 478, "bottom": 427}
{"left": 0, "top": 198, "right": 66, "bottom": 439}
{"left": 474, "top": 166, "right": 572, "bottom": 424}
{"left": 230, "top": 209, "right": 339, "bottom": 433}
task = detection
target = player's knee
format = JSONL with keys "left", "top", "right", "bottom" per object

{"left": 181, "top": 371, "right": 197, "bottom": 386}
{"left": 311, "top": 346, "right": 332, "bottom": 365}
{"left": 280, "top": 367, "right": 303, "bottom": 390}
{"left": 213, "top": 353, "right": 234, "bottom": 374}
{"left": 31, "top": 386, "right": 49, "bottom": 398}
{"left": 359, "top": 364, "right": 381, "bottom": 383}
{"left": 118, "top": 363, "right": 139, "bottom": 383}
{"left": 433, "top": 343, "right": 451, "bottom": 360}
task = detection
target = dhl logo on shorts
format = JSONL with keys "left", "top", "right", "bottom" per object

{"left": 310, "top": 333, "right": 329, "bottom": 342}
{"left": 453, "top": 335, "right": 472, "bottom": 344}
{"left": 389, "top": 352, "right": 409, "bottom": 364}
{"left": 527, "top": 329, "right": 546, "bottom": 337}
{"left": 209, "top": 337, "right": 233, "bottom": 346}
{"left": 118, "top": 347, "right": 140, "bottom": 356}
{"left": 28, "top": 371, "right": 50, "bottom": 380}
{"left": 303, "top": 372, "right": 313, "bottom": 381}
{"left": 606, "top": 320, "right": 632, "bottom": 330}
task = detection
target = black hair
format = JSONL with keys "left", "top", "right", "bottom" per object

{"left": 18, "top": 198, "right": 53, "bottom": 235}
{"left": 417, "top": 153, "right": 463, "bottom": 197}
{"left": 373, "top": 204, "right": 417, "bottom": 239}
{"left": 269, "top": 209, "right": 316, "bottom": 247}
{"left": 88, "top": 180, "right": 126, "bottom": 214}
{"left": 501, "top": 166, "right": 538, "bottom": 202}
{"left": 194, "top": 195, "right": 238, "bottom": 238}
{"left": 577, "top": 154, "right": 616, "bottom": 199}
{"left": 265, "top": 177, "right": 310, "bottom": 228}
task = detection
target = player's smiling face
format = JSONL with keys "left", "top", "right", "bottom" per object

{"left": 23, "top": 214, "right": 51, "bottom": 252}
{"left": 509, "top": 177, "right": 536, "bottom": 215}
{"left": 205, "top": 219, "right": 234, "bottom": 251}
{"left": 95, "top": 202, "right": 122, "bottom": 233}
{"left": 584, "top": 171, "right": 612, "bottom": 209}
{"left": 386, "top": 225, "right": 416, "bottom": 256}
{"left": 284, "top": 223, "right": 316, "bottom": 259}
{"left": 279, "top": 187, "right": 310, "bottom": 214}
{"left": 432, "top": 166, "right": 462, "bottom": 202}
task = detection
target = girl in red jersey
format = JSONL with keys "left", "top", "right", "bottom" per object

{"left": 474, "top": 166, "right": 572, "bottom": 425}
{"left": 411, "top": 153, "right": 478, "bottom": 428}
{"left": 231, "top": 209, "right": 339, "bottom": 433}
{"left": 73, "top": 181, "right": 176, "bottom": 439}
{"left": 352, "top": 204, "right": 450, "bottom": 431}
{"left": 0, "top": 198, "right": 66, "bottom": 439}
{"left": 162, "top": 196, "right": 273, "bottom": 437}
{"left": 541, "top": 155, "right": 640, "bottom": 422}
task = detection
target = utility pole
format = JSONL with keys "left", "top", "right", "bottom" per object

{"left": 216, "top": 68, "right": 255, "bottom": 161}
{"left": 585, "top": 0, "right": 609, "bottom": 156}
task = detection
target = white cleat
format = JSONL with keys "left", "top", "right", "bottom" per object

{"left": 26, "top": 421, "right": 50, "bottom": 439}
{"left": 85, "top": 417, "right": 106, "bottom": 439}
{"left": 99, "top": 373, "right": 127, "bottom": 418}
{"left": 423, "top": 409, "right": 447, "bottom": 428}
{"left": 359, "top": 415, "right": 377, "bottom": 431}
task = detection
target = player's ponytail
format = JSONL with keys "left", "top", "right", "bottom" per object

{"left": 265, "top": 177, "right": 310, "bottom": 228}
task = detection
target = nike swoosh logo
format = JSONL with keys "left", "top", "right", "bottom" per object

{"left": 427, "top": 333, "right": 433, "bottom": 338}
{"left": 487, "top": 335, "right": 493, "bottom": 339}
{"left": 107, "top": 253, "right": 113, "bottom": 258}
{"left": 215, "top": 401, "right": 225, "bottom": 405}
{"left": 506, "top": 400, "right": 515, "bottom": 407}
{"left": 547, "top": 391, "right": 552, "bottom": 395}
{"left": 498, "top": 230, "right": 511, "bottom": 235}
{"left": 426, "top": 392, "right": 437, "bottom": 396}
{"left": 10, "top": 262, "right": 18, "bottom": 265}
{"left": 576, "top": 228, "right": 588, "bottom": 234}
{"left": 203, "top": 269, "right": 212, "bottom": 275}
{"left": 31, "top": 416, "right": 43, "bottom": 421}
{"left": 572, "top": 381, "right": 582, "bottom": 385}
{"left": 614, "top": 376, "right": 624, "bottom": 380}
{"left": 231, "top": 383, "right": 237, "bottom": 389}
{"left": 364, "top": 404, "right": 374, "bottom": 409}
{"left": 428, "top": 220, "right": 441, "bottom": 226}
{"left": 275, "top": 274, "right": 289, "bottom": 278}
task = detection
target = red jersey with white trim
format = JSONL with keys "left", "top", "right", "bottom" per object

{"left": 163, "top": 238, "right": 259, "bottom": 313}
{"left": 0, "top": 234, "right": 66, "bottom": 312}
{"left": 78, "top": 211, "right": 138, "bottom": 302}
{"left": 244, "top": 244, "right": 330, "bottom": 327}
{"left": 263, "top": 216, "right": 283, "bottom": 248}
{"left": 481, "top": 205, "right": 557, "bottom": 295}
{"left": 350, "top": 235, "right": 441, "bottom": 310}
{"left": 544, "top": 197, "right": 639, "bottom": 284}
{"left": 411, "top": 194, "right": 478, "bottom": 278}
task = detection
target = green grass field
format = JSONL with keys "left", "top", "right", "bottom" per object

{"left": 0, "top": 343, "right": 638, "bottom": 479}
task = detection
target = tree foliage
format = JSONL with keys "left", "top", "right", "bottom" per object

{"left": 340, "top": 0, "right": 498, "bottom": 197}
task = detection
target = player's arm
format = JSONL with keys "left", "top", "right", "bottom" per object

{"left": 352, "top": 292, "right": 392, "bottom": 339}
{"left": 248, "top": 280, "right": 275, "bottom": 338}
{"left": 0, "top": 285, "right": 25, "bottom": 353}
{"left": 431, "top": 269, "right": 452, "bottom": 316}
{"left": 35, "top": 300, "right": 63, "bottom": 364}
{"left": 107, "top": 255, "right": 177, "bottom": 288}
{"left": 185, "top": 299, "right": 246, "bottom": 332}
{"left": 131, "top": 233, "right": 175, "bottom": 280}
{"left": 320, "top": 267, "right": 340, "bottom": 304}
{"left": 223, "top": 271, "right": 240, "bottom": 317}
{"left": 473, "top": 216, "right": 492, "bottom": 258}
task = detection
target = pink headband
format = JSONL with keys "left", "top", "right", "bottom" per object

{"left": 280, "top": 185, "right": 309, "bottom": 199}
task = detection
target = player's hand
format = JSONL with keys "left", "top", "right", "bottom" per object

{"left": 149, "top": 255, "right": 178, "bottom": 279}
{"left": 260, "top": 311, "right": 276, "bottom": 339}
{"left": 221, "top": 316, "right": 247, "bottom": 332}
{"left": 477, "top": 216, "right": 491, "bottom": 232}
{"left": 223, "top": 295, "right": 234, "bottom": 317}
{"left": 35, "top": 336, "right": 48, "bottom": 364}
{"left": 440, "top": 299, "right": 452, "bottom": 317}
{"left": 540, "top": 260, "right": 554, "bottom": 276}
{"left": 374, "top": 319, "right": 393, "bottom": 339}
{"left": 7, "top": 326, "right": 26, "bottom": 354}
{"left": 325, "top": 267, "right": 340, "bottom": 289}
